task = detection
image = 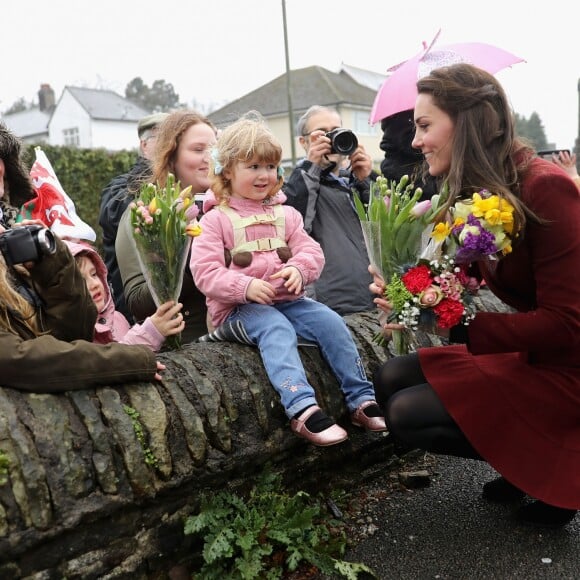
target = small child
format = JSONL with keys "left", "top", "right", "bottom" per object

{"left": 190, "top": 113, "right": 387, "bottom": 446}
{"left": 65, "top": 240, "right": 184, "bottom": 350}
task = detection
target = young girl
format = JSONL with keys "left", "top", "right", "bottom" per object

{"left": 0, "top": 123, "right": 164, "bottom": 391}
{"left": 66, "top": 240, "right": 184, "bottom": 350}
{"left": 190, "top": 114, "right": 387, "bottom": 447}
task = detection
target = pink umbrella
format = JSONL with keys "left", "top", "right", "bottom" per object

{"left": 369, "top": 30, "right": 526, "bottom": 124}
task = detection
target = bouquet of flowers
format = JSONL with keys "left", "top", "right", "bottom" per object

{"left": 434, "top": 189, "right": 516, "bottom": 264}
{"left": 129, "top": 174, "right": 202, "bottom": 350}
{"left": 354, "top": 175, "right": 448, "bottom": 354}
{"left": 385, "top": 254, "right": 479, "bottom": 334}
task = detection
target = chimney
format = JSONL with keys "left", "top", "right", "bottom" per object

{"left": 38, "top": 84, "right": 55, "bottom": 112}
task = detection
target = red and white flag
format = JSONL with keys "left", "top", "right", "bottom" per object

{"left": 19, "top": 147, "right": 96, "bottom": 242}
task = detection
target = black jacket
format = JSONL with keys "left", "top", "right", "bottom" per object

{"left": 284, "top": 160, "right": 377, "bottom": 315}
{"left": 98, "top": 156, "right": 151, "bottom": 321}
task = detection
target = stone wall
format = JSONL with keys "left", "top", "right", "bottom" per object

{"left": 0, "top": 289, "right": 510, "bottom": 578}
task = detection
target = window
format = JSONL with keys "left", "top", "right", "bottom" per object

{"left": 352, "top": 111, "right": 377, "bottom": 136}
{"left": 63, "top": 127, "right": 80, "bottom": 147}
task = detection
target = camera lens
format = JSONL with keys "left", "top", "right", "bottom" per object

{"left": 327, "top": 129, "right": 358, "bottom": 156}
{"left": 36, "top": 228, "right": 57, "bottom": 256}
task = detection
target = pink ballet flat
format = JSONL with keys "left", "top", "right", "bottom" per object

{"left": 290, "top": 405, "right": 348, "bottom": 447}
{"left": 351, "top": 401, "right": 388, "bottom": 432}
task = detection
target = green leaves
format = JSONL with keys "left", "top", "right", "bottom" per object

{"left": 184, "top": 468, "right": 375, "bottom": 578}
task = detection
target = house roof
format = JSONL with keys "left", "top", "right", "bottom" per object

{"left": 1, "top": 107, "right": 50, "bottom": 139}
{"left": 208, "top": 65, "right": 379, "bottom": 126}
{"left": 63, "top": 86, "right": 150, "bottom": 122}
{"left": 340, "top": 63, "right": 388, "bottom": 91}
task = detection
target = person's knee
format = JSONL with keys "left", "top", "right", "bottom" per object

{"left": 383, "top": 392, "right": 414, "bottom": 438}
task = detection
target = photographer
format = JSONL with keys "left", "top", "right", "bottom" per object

{"left": 284, "top": 106, "right": 377, "bottom": 315}
{"left": 0, "top": 123, "right": 164, "bottom": 392}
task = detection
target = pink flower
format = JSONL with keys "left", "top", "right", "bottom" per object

{"left": 418, "top": 285, "right": 443, "bottom": 307}
{"left": 411, "top": 200, "right": 432, "bottom": 218}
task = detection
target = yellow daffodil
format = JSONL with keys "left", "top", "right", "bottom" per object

{"left": 431, "top": 221, "right": 452, "bottom": 242}
{"left": 186, "top": 222, "right": 203, "bottom": 237}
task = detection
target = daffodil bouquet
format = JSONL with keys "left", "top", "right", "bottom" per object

{"left": 433, "top": 189, "right": 516, "bottom": 264}
{"left": 129, "top": 173, "right": 202, "bottom": 350}
{"left": 354, "top": 175, "right": 449, "bottom": 354}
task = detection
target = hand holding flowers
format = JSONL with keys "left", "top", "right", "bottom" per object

{"left": 129, "top": 173, "right": 202, "bottom": 350}
{"left": 363, "top": 184, "right": 515, "bottom": 355}
{"left": 354, "top": 175, "right": 449, "bottom": 353}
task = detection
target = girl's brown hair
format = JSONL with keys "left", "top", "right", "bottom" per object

{"left": 0, "top": 260, "right": 39, "bottom": 335}
{"left": 210, "top": 112, "right": 283, "bottom": 204}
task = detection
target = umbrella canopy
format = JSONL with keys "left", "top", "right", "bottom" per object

{"left": 369, "top": 30, "right": 526, "bottom": 124}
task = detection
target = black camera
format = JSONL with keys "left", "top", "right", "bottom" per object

{"left": 0, "top": 225, "right": 57, "bottom": 266}
{"left": 326, "top": 128, "right": 358, "bottom": 156}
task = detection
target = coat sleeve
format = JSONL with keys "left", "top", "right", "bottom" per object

{"left": 284, "top": 206, "right": 325, "bottom": 286}
{"left": 28, "top": 236, "right": 97, "bottom": 342}
{"left": 284, "top": 162, "right": 322, "bottom": 233}
{"left": 115, "top": 208, "right": 157, "bottom": 322}
{"left": 0, "top": 331, "right": 157, "bottom": 392}
{"left": 118, "top": 317, "right": 165, "bottom": 352}
{"left": 190, "top": 211, "right": 254, "bottom": 304}
{"left": 468, "top": 171, "right": 580, "bottom": 354}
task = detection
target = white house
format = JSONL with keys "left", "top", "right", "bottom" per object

{"left": 48, "top": 87, "right": 150, "bottom": 150}
{"left": 1, "top": 84, "right": 150, "bottom": 151}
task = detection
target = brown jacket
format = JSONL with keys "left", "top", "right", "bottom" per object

{"left": 1, "top": 237, "right": 157, "bottom": 392}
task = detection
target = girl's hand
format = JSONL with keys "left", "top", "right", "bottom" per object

{"left": 246, "top": 278, "right": 276, "bottom": 304}
{"left": 270, "top": 265, "right": 303, "bottom": 295}
{"left": 154, "top": 361, "right": 166, "bottom": 381}
{"left": 150, "top": 301, "right": 185, "bottom": 337}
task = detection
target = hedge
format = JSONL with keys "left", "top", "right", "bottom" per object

{"left": 23, "top": 144, "right": 139, "bottom": 253}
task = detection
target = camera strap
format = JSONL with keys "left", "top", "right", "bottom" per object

{"left": 12, "top": 272, "right": 43, "bottom": 310}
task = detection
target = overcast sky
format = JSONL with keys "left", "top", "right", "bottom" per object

{"left": 2, "top": 0, "right": 578, "bottom": 149}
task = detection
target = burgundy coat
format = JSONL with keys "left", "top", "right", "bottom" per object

{"left": 419, "top": 158, "right": 580, "bottom": 509}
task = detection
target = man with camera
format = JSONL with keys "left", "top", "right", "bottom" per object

{"left": 284, "top": 105, "right": 376, "bottom": 316}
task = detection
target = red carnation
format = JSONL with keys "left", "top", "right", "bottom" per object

{"left": 433, "top": 298, "right": 465, "bottom": 328}
{"left": 402, "top": 264, "right": 433, "bottom": 294}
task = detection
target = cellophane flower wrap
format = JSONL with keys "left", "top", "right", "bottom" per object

{"left": 354, "top": 175, "right": 448, "bottom": 354}
{"left": 129, "top": 174, "right": 202, "bottom": 350}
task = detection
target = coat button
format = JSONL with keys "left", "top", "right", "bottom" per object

{"left": 98, "top": 318, "right": 106, "bottom": 324}
{"left": 184, "top": 310, "right": 190, "bottom": 316}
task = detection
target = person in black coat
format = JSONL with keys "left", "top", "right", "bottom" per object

{"left": 98, "top": 112, "right": 168, "bottom": 320}
{"left": 379, "top": 109, "right": 437, "bottom": 201}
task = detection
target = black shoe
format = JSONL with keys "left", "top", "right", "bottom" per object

{"left": 515, "top": 501, "right": 577, "bottom": 528}
{"left": 482, "top": 477, "right": 526, "bottom": 502}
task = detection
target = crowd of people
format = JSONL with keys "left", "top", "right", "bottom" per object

{"left": 0, "top": 59, "right": 578, "bottom": 529}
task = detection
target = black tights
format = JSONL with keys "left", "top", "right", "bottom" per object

{"left": 374, "top": 353, "right": 481, "bottom": 460}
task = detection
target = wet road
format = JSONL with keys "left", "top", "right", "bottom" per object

{"left": 343, "top": 454, "right": 580, "bottom": 579}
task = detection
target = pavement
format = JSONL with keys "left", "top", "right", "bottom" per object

{"left": 339, "top": 452, "right": 580, "bottom": 579}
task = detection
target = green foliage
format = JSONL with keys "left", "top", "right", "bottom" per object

{"left": 0, "top": 450, "right": 9, "bottom": 485}
{"left": 184, "top": 469, "right": 375, "bottom": 579}
{"left": 22, "top": 144, "right": 138, "bottom": 253}
{"left": 125, "top": 76, "right": 182, "bottom": 112}
{"left": 123, "top": 405, "right": 159, "bottom": 469}
{"left": 4, "top": 97, "right": 32, "bottom": 115}
{"left": 515, "top": 111, "right": 549, "bottom": 150}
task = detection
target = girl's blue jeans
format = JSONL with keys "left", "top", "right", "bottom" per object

{"left": 225, "top": 297, "right": 376, "bottom": 418}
